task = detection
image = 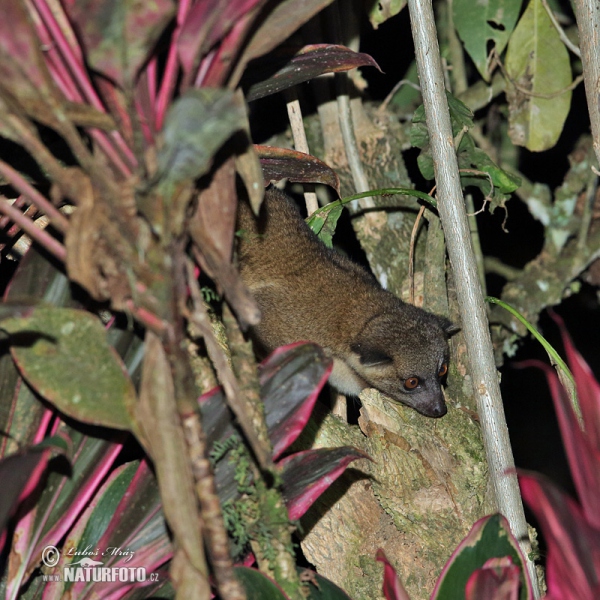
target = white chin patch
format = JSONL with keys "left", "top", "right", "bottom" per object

{"left": 328, "top": 358, "right": 368, "bottom": 397}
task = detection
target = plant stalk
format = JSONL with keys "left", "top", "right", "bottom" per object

{"left": 406, "top": 0, "right": 540, "bottom": 596}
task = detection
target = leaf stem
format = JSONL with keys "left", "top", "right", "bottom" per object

{"left": 0, "top": 160, "right": 69, "bottom": 233}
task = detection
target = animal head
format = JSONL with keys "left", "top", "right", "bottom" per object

{"left": 348, "top": 307, "right": 458, "bottom": 418}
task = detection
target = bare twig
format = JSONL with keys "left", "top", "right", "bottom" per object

{"left": 182, "top": 413, "right": 246, "bottom": 600}
{"left": 330, "top": 5, "right": 373, "bottom": 208}
{"left": 541, "top": 0, "right": 581, "bottom": 58}
{"left": 408, "top": 205, "right": 426, "bottom": 305}
{"left": 285, "top": 90, "right": 319, "bottom": 215}
{"left": 406, "top": 1, "right": 540, "bottom": 596}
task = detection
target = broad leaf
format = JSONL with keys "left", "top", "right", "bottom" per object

{"left": 46, "top": 460, "right": 170, "bottom": 599}
{"left": 153, "top": 88, "right": 247, "bottom": 188}
{"left": 524, "top": 359, "right": 600, "bottom": 530}
{"left": 309, "top": 203, "right": 343, "bottom": 248}
{"left": 279, "top": 448, "right": 370, "bottom": 520}
{"left": 465, "top": 556, "right": 521, "bottom": 600}
{"left": 177, "top": 0, "right": 265, "bottom": 75}
{"left": 234, "top": 566, "right": 288, "bottom": 599}
{"left": 454, "top": 0, "right": 522, "bottom": 81}
{"left": 505, "top": 0, "right": 572, "bottom": 151}
{"left": 2, "top": 307, "right": 136, "bottom": 431}
{"left": 68, "top": 0, "right": 175, "bottom": 86}
{"left": 257, "top": 145, "right": 340, "bottom": 193}
{"left": 431, "top": 514, "right": 532, "bottom": 600}
{"left": 412, "top": 93, "right": 520, "bottom": 208}
{"left": 234, "top": 566, "right": 354, "bottom": 600}
{"left": 552, "top": 312, "right": 600, "bottom": 452}
{"left": 260, "top": 342, "right": 332, "bottom": 460}
{"left": 5, "top": 426, "right": 123, "bottom": 597}
{"left": 367, "top": 0, "right": 407, "bottom": 29}
{"left": 0, "top": 434, "right": 69, "bottom": 545}
{"left": 236, "top": 0, "right": 337, "bottom": 71}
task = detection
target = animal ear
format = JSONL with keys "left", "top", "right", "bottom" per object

{"left": 438, "top": 317, "right": 460, "bottom": 337}
{"left": 351, "top": 343, "right": 393, "bottom": 366}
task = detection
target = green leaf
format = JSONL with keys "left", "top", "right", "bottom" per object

{"left": 447, "top": 93, "right": 475, "bottom": 131}
{"left": 432, "top": 514, "right": 532, "bottom": 600}
{"left": 412, "top": 93, "right": 520, "bottom": 205}
{"left": 2, "top": 307, "right": 136, "bottom": 431}
{"left": 470, "top": 149, "right": 520, "bottom": 194}
{"left": 314, "top": 204, "right": 343, "bottom": 248}
{"left": 367, "top": 0, "right": 407, "bottom": 29}
{"left": 234, "top": 567, "right": 289, "bottom": 599}
{"left": 485, "top": 297, "right": 574, "bottom": 386}
{"left": 154, "top": 88, "right": 248, "bottom": 188}
{"left": 505, "top": 0, "right": 572, "bottom": 151}
{"left": 454, "top": 0, "right": 523, "bottom": 80}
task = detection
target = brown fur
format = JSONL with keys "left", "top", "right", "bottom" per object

{"left": 237, "top": 187, "right": 456, "bottom": 417}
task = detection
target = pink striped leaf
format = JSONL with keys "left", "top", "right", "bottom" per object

{"left": 279, "top": 447, "right": 370, "bottom": 521}
{"left": 431, "top": 514, "right": 532, "bottom": 600}
{"left": 519, "top": 472, "right": 600, "bottom": 600}
{"left": 375, "top": 549, "right": 412, "bottom": 600}
{"left": 67, "top": 0, "right": 175, "bottom": 87}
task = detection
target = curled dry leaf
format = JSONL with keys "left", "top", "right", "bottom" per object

{"left": 256, "top": 145, "right": 340, "bottom": 193}
{"left": 189, "top": 158, "right": 260, "bottom": 327}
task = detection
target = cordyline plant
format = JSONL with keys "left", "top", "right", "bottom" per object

{"left": 0, "top": 239, "right": 368, "bottom": 599}
{"left": 0, "top": 0, "right": 382, "bottom": 598}
{"left": 377, "top": 514, "right": 533, "bottom": 600}
{"left": 518, "top": 314, "right": 600, "bottom": 600}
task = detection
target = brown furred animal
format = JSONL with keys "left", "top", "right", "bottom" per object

{"left": 237, "top": 187, "right": 457, "bottom": 417}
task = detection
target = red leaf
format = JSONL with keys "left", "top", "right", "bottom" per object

{"left": 0, "top": 433, "right": 70, "bottom": 554}
{"left": 259, "top": 342, "right": 332, "bottom": 460}
{"left": 177, "top": 0, "right": 265, "bottom": 76}
{"left": 68, "top": 0, "right": 174, "bottom": 86}
{"left": 279, "top": 447, "right": 370, "bottom": 520}
{"left": 256, "top": 145, "right": 341, "bottom": 193}
{"left": 465, "top": 557, "right": 520, "bottom": 600}
{"left": 521, "top": 359, "right": 600, "bottom": 530}
{"left": 551, "top": 311, "right": 600, "bottom": 452}
{"left": 0, "top": 0, "right": 56, "bottom": 122}
{"left": 245, "top": 44, "right": 381, "bottom": 102}
{"left": 519, "top": 472, "right": 600, "bottom": 600}
{"left": 375, "top": 549, "right": 412, "bottom": 600}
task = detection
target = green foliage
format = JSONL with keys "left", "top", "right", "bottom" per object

{"left": 411, "top": 92, "right": 521, "bottom": 211}
{"left": 306, "top": 188, "right": 437, "bottom": 246}
{"left": 505, "top": 0, "right": 573, "bottom": 151}
{"left": 432, "top": 514, "right": 532, "bottom": 600}
{"left": 453, "top": 0, "right": 523, "bottom": 80}
{"left": 1, "top": 307, "right": 136, "bottom": 431}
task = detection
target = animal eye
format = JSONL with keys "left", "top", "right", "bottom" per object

{"left": 438, "top": 363, "right": 448, "bottom": 378}
{"left": 404, "top": 377, "right": 420, "bottom": 390}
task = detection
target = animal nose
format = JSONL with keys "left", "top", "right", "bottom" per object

{"left": 430, "top": 402, "right": 447, "bottom": 418}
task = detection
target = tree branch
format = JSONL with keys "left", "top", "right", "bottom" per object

{"left": 406, "top": 0, "right": 540, "bottom": 596}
